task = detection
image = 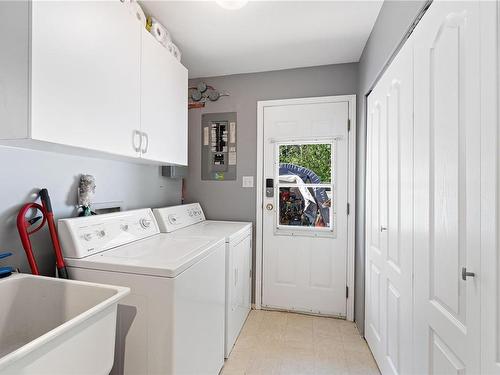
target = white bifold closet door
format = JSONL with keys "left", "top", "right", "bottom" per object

{"left": 413, "top": 2, "right": 482, "bottom": 374}
{"left": 366, "top": 1, "right": 499, "bottom": 374}
{"left": 365, "top": 36, "right": 414, "bottom": 375}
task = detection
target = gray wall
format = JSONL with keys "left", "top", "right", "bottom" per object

{"left": 355, "top": 0, "right": 429, "bottom": 334}
{"left": 0, "top": 146, "right": 181, "bottom": 275}
{"left": 185, "top": 63, "right": 358, "bottom": 300}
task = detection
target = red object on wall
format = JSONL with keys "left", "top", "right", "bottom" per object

{"left": 188, "top": 101, "right": 206, "bottom": 109}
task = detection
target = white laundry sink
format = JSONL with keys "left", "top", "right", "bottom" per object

{"left": 0, "top": 273, "right": 129, "bottom": 375}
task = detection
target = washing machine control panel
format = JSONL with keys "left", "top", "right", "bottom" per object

{"left": 153, "top": 203, "right": 206, "bottom": 233}
{"left": 58, "top": 209, "right": 160, "bottom": 258}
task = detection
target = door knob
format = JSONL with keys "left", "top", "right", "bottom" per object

{"left": 266, "top": 203, "right": 274, "bottom": 211}
{"left": 461, "top": 267, "right": 475, "bottom": 281}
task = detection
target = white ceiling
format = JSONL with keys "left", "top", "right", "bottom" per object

{"left": 140, "top": 1, "right": 383, "bottom": 78}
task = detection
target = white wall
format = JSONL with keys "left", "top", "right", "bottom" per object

{"left": 0, "top": 146, "right": 181, "bottom": 275}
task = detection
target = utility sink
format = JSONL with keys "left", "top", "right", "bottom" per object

{"left": 0, "top": 273, "right": 129, "bottom": 375}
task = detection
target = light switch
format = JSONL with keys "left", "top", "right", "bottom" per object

{"left": 242, "top": 176, "right": 254, "bottom": 188}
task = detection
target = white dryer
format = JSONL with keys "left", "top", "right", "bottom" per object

{"left": 58, "top": 209, "right": 225, "bottom": 375}
{"left": 153, "top": 203, "right": 252, "bottom": 358}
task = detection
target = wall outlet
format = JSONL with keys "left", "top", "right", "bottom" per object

{"left": 242, "top": 176, "right": 254, "bottom": 188}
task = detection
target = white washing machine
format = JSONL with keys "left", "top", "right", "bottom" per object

{"left": 58, "top": 209, "right": 225, "bottom": 375}
{"left": 153, "top": 203, "right": 252, "bottom": 358}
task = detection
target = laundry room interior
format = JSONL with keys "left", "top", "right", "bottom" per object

{"left": 0, "top": 0, "right": 498, "bottom": 374}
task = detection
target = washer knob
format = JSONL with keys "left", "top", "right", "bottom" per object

{"left": 83, "top": 233, "right": 92, "bottom": 241}
{"left": 140, "top": 218, "right": 151, "bottom": 229}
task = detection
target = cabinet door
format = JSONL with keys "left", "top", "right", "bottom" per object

{"left": 140, "top": 30, "right": 188, "bottom": 165}
{"left": 30, "top": 1, "right": 141, "bottom": 157}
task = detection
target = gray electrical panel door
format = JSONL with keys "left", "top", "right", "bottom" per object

{"left": 201, "top": 112, "right": 237, "bottom": 181}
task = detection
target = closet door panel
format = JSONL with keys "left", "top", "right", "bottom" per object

{"left": 365, "top": 40, "right": 413, "bottom": 375}
{"left": 366, "top": 89, "right": 384, "bottom": 357}
{"left": 480, "top": 1, "right": 500, "bottom": 373}
{"left": 413, "top": 1, "right": 481, "bottom": 373}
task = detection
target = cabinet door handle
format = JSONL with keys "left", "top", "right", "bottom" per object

{"left": 141, "top": 132, "right": 149, "bottom": 154}
{"left": 132, "top": 130, "right": 141, "bottom": 152}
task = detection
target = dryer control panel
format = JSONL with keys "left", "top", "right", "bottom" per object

{"left": 153, "top": 203, "right": 206, "bottom": 233}
{"left": 58, "top": 209, "right": 159, "bottom": 258}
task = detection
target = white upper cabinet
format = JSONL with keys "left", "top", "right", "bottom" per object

{"left": 140, "top": 30, "right": 188, "bottom": 165}
{"left": 0, "top": 1, "right": 188, "bottom": 165}
{"left": 31, "top": 1, "right": 141, "bottom": 158}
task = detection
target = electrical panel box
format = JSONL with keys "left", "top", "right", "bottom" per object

{"left": 201, "top": 112, "right": 237, "bottom": 181}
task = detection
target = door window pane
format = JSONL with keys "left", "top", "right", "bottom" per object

{"left": 279, "top": 187, "right": 332, "bottom": 228}
{"left": 279, "top": 144, "right": 332, "bottom": 184}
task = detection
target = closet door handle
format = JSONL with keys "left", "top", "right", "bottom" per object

{"left": 132, "top": 130, "right": 142, "bottom": 152}
{"left": 380, "top": 226, "right": 387, "bottom": 232}
{"left": 461, "top": 267, "right": 475, "bottom": 281}
{"left": 141, "top": 132, "right": 149, "bottom": 154}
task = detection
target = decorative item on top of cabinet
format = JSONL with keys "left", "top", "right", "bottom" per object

{"left": 201, "top": 112, "right": 237, "bottom": 181}
{"left": 188, "top": 82, "right": 229, "bottom": 109}
{"left": 145, "top": 16, "right": 182, "bottom": 61}
{"left": 126, "top": 0, "right": 146, "bottom": 28}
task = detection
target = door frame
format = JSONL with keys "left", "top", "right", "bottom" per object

{"left": 255, "top": 95, "right": 356, "bottom": 321}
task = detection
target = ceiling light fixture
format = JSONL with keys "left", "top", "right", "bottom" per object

{"left": 215, "top": 0, "right": 248, "bottom": 10}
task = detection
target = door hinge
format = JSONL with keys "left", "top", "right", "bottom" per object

{"left": 347, "top": 119, "right": 351, "bottom": 132}
{"left": 250, "top": 269, "right": 252, "bottom": 279}
{"left": 347, "top": 203, "right": 350, "bottom": 215}
{"left": 346, "top": 286, "right": 349, "bottom": 298}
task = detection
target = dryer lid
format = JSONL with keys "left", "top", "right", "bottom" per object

{"left": 166, "top": 220, "right": 252, "bottom": 243}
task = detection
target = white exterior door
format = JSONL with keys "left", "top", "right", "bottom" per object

{"left": 365, "top": 40, "right": 414, "bottom": 375}
{"left": 261, "top": 97, "right": 351, "bottom": 317}
{"left": 413, "top": 2, "right": 482, "bottom": 373}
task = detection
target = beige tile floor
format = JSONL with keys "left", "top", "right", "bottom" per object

{"left": 221, "top": 310, "right": 380, "bottom": 375}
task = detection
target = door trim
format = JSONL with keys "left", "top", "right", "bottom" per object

{"left": 255, "top": 95, "right": 356, "bottom": 321}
